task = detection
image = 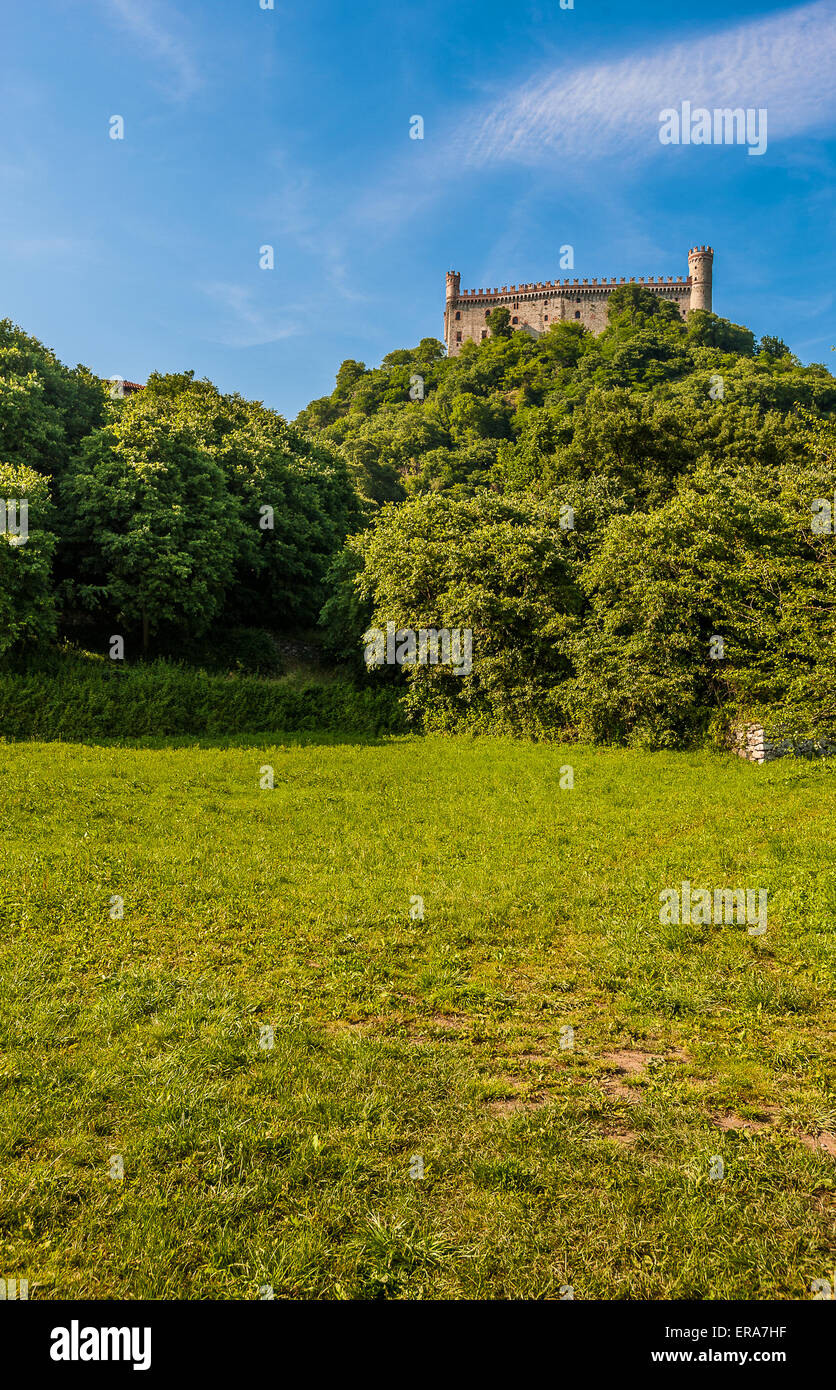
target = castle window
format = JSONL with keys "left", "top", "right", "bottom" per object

{"left": 481, "top": 330, "right": 487, "bottom": 339}
{"left": 574, "top": 311, "right": 581, "bottom": 319}
{"left": 544, "top": 314, "right": 549, "bottom": 321}
{"left": 456, "top": 331, "right": 462, "bottom": 343}
{"left": 511, "top": 316, "right": 518, "bottom": 324}
{"left": 485, "top": 310, "right": 490, "bottom": 319}
{"left": 454, "top": 310, "right": 460, "bottom": 320}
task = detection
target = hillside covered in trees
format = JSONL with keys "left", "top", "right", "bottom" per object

{"left": 303, "top": 288, "right": 836, "bottom": 745}
{"left": 2, "top": 286, "right": 836, "bottom": 746}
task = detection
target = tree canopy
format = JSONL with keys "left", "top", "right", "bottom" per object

{"left": 310, "top": 295, "right": 836, "bottom": 744}
{"left": 3, "top": 297, "right": 836, "bottom": 747}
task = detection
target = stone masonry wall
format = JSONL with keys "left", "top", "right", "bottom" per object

{"left": 733, "top": 723, "right": 836, "bottom": 764}
{"left": 446, "top": 278, "right": 691, "bottom": 355}
{"left": 444, "top": 245, "right": 715, "bottom": 356}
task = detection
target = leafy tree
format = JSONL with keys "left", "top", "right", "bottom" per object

{"left": 605, "top": 283, "right": 683, "bottom": 333}
{"left": 759, "top": 335, "right": 792, "bottom": 359}
{"left": 317, "top": 545, "right": 373, "bottom": 671}
{"left": 63, "top": 405, "right": 243, "bottom": 651}
{"left": 0, "top": 463, "right": 57, "bottom": 655}
{"left": 0, "top": 319, "right": 105, "bottom": 479}
{"left": 486, "top": 306, "right": 512, "bottom": 338}
{"left": 568, "top": 456, "right": 836, "bottom": 746}
{"left": 686, "top": 310, "right": 755, "bottom": 355}
{"left": 334, "top": 359, "right": 367, "bottom": 401}
{"left": 348, "top": 492, "right": 582, "bottom": 733}
{"left": 95, "top": 373, "right": 363, "bottom": 632}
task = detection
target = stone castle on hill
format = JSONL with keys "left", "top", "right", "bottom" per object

{"left": 443, "top": 245, "right": 713, "bottom": 356}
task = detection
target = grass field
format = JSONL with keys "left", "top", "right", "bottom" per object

{"left": 1, "top": 734, "right": 835, "bottom": 1300}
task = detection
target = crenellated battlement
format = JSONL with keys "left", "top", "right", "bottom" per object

{"left": 443, "top": 246, "right": 713, "bottom": 354}
{"left": 456, "top": 274, "right": 690, "bottom": 299}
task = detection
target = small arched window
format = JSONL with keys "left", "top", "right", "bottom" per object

{"left": 511, "top": 316, "right": 518, "bottom": 324}
{"left": 454, "top": 310, "right": 460, "bottom": 320}
{"left": 574, "top": 311, "right": 581, "bottom": 319}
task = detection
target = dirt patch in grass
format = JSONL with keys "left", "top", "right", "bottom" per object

{"left": 601, "top": 1049, "right": 651, "bottom": 1074}
{"left": 324, "top": 1016, "right": 387, "bottom": 1035}
{"left": 483, "top": 1075, "right": 551, "bottom": 1114}
{"left": 601, "top": 1047, "right": 690, "bottom": 1071}
{"left": 600, "top": 1077, "right": 642, "bottom": 1102}
{"left": 597, "top": 1049, "right": 655, "bottom": 1102}
{"left": 714, "top": 1113, "right": 772, "bottom": 1134}
{"left": 486, "top": 1093, "right": 548, "bottom": 1115}
{"left": 796, "top": 1131, "right": 836, "bottom": 1157}
{"left": 712, "top": 1112, "right": 836, "bottom": 1158}
{"left": 595, "top": 1047, "right": 692, "bottom": 1102}
{"left": 600, "top": 1129, "right": 638, "bottom": 1146}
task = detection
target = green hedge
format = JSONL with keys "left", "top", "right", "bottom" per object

{"left": 0, "top": 660, "right": 406, "bottom": 740}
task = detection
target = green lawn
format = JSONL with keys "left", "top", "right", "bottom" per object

{"left": 1, "top": 734, "right": 835, "bottom": 1299}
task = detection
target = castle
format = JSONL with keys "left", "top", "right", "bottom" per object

{"left": 444, "top": 246, "right": 713, "bottom": 356}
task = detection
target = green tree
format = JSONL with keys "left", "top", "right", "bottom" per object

{"left": 116, "top": 373, "right": 362, "bottom": 629}
{"left": 605, "top": 283, "right": 683, "bottom": 333}
{"left": 486, "top": 306, "right": 512, "bottom": 338}
{"left": 0, "top": 463, "right": 57, "bottom": 655}
{"left": 63, "top": 406, "right": 243, "bottom": 652}
{"left": 0, "top": 319, "right": 105, "bottom": 479}
{"left": 569, "top": 455, "right": 836, "bottom": 746}
{"left": 350, "top": 492, "right": 582, "bottom": 733}
{"left": 686, "top": 310, "right": 755, "bottom": 355}
{"left": 334, "top": 359, "right": 367, "bottom": 402}
{"left": 758, "top": 335, "right": 792, "bottom": 359}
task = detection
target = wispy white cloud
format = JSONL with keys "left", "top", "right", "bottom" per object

{"left": 198, "top": 282, "right": 301, "bottom": 349}
{"left": 459, "top": 0, "right": 836, "bottom": 166}
{"left": 97, "top": 0, "right": 201, "bottom": 101}
{"left": 348, "top": 3, "right": 836, "bottom": 242}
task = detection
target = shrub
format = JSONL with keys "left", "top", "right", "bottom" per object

{"left": 0, "top": 463, "right": 57, "bottom": 656}
{"left": 0, "top": 657, "right": 406, "bottom": 740}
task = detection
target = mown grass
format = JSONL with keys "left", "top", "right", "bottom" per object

{"left": 0, "top": 735, "right": 834, "bottom": 1299}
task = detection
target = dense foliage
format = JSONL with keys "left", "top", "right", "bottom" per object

{"left": 0, "top": 327, "right": 360, "bottom": 661}
{"left": 307, "top": 287, "right": 836, "bottom": 744}
{"left": 3, "top": 287, "right": 835, "bottom": 745}
{"left": 0, "top": 653, "right": 403, "bottom": 738}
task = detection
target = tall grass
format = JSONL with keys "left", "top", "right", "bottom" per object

{"left": 0, "top": 658, "right": 406, "bottom": 739}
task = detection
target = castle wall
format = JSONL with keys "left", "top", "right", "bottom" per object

{"left": 444, "top": 249, "right": 713, "bottom": 356}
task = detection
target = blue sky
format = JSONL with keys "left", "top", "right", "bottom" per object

{"left": 2, "top": 0, "right": 835, "bottom": 418}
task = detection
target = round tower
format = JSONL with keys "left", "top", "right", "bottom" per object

{"left": 444, "top": 271, "right": 461, "bottom": 354}
{"left": 688, "top": 246, "right": 713, "bottom": 313}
